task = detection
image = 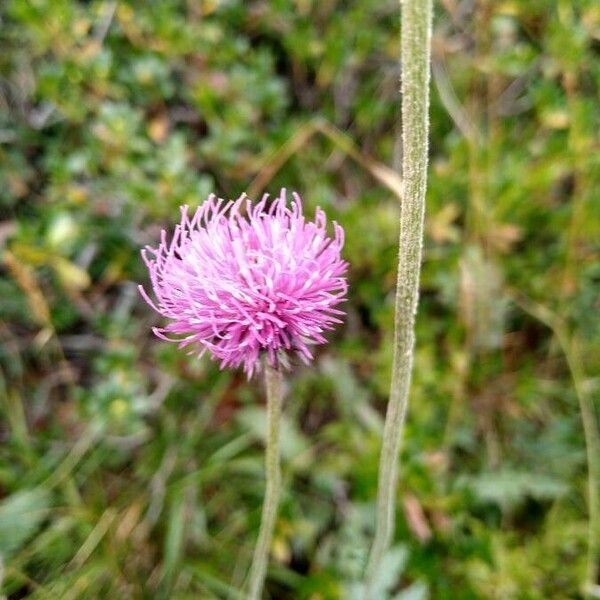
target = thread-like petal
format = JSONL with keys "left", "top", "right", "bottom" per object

{"left": 139, "top": 190, "right": 348, "bottom": 376}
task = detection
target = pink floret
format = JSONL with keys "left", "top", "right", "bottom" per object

{"left": 139, "top": 189, "right": 348, "bottom": 377}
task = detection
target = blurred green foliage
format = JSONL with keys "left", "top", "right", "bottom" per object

{"left": 1, "top": 1, "right": 599, "bottom": 598}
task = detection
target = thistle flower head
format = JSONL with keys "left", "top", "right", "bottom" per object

{"left": 139, "top": 189, "right": 348, "bottom": 377}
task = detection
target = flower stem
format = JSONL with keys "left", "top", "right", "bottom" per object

{"left": 366, "top": 0, "right": 432, "bottom": 591}
{"left": 246, "top": 361, "right": 283, "bottom": 600}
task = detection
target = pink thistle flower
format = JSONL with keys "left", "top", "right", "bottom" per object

{"left": 139, "top": 189, "right": 348, "bottom": 377}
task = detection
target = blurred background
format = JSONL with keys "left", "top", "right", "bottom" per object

{"left": 1, "top": 1, "right": 599, "bottom": 598}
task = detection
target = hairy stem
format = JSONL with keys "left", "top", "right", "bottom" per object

{"left": 366, "top": 0, "right": 432, "bottom": 591}
{"left": 246, "top": 361, "right": 283, "bottom": 600}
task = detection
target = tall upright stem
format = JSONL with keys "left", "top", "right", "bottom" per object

{"left": 246, "top": 361, "right": 283, "bottom": 600}
{"left": 366, "top": 0, "right": 432, "bottom": 591}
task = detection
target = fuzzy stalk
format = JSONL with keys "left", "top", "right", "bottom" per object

{"left": 366, "top": 0, "right": 433, "bottom": 590}
{"left": 246, "top": 361, "right": 284, "bottom": 600}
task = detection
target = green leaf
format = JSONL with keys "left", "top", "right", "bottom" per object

{"left": 160, "top": 488, "right": 187, "bottom": 594}
{"left": 394, "top": 581, "right": 428, "bottom": 600}
{"left": 460, "top": 470, "right": 569, "bottom": 511}
{"left": 372, "top": 546, "right": 409, "bottom": 598}
{"left": 0, "top": 487, "right": 52, "bottom": 559}
{"left": 236, "top": 406, "right": 309, "bottom": 462}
